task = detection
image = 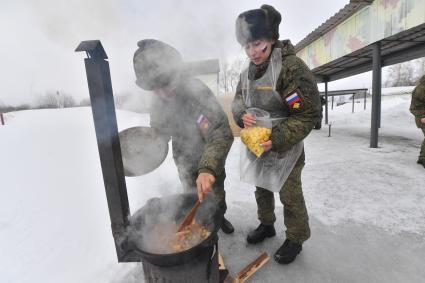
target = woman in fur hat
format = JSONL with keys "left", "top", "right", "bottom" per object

{"left": 231, "top": 4, "right": 322, "bottom": 264}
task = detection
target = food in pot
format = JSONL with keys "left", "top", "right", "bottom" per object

{"left": 170, "top": 220, "right": 211, "bottom": 252}
{"left": 144, "top": 220, "right": 211, "bottom": 254}
{"left": 240, "top": 127, "right": 272, "bottom": 157}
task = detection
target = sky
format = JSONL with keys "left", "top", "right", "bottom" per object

{"left": 0, "top": 0, "right": 353, "bottom": 105}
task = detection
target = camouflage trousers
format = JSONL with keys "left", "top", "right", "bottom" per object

{"left": 420, "top": 129, "right": 425, "bottom": 161}
{"left": 177, "top": 166, "right": 227, "bottom": 216}
{"left": 255, "top": 151, "right": 310, "bottom": 244}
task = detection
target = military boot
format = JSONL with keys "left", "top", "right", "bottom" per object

{"left": 221, "top": 217, "right": 235, "bottom": 234}
{"left": 247, "top": 224, "right": 276, "bottom": 244}
{"left": 274, "top": 239, "right": 302, "bottom": 264}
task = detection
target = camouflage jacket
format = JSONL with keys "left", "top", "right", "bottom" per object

{"left": 150, "top": 77, "right": 234, "bottom": 177}
{"left": 410, "top": 75, "right": 425, "bottom": 129}
{"left": 231, "top": 40, "right": 321, "bottom": 152}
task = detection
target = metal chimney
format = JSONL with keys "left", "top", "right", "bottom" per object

{"left": 75, "top": 40, "right": 139, "bottom": 262}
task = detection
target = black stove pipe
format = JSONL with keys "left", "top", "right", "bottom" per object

{"left": 75, "top": 40, "right": 136, "bottom": 262}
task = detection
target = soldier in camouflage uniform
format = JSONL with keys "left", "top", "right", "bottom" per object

{"left": 410, "top": 75, "right": 425, "bottom": 168}
{"left": 314, "top": 96, "right": 326, "bottom": 130}
{"left": 232, "top": 5, "right": 321, "bottom": 264}
{"left": 133, "top": 39, "right": 235, "bottom": 234}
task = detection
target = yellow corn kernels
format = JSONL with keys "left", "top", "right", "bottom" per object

{"left": 240, "top": 127, "right": 271, "bottom": 157}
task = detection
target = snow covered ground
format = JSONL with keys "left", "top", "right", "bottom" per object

{"left": 0, "top": 93, "right": 424, "bottom": 282}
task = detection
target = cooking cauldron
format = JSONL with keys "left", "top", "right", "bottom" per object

{"left": 122, "top": 193, "right": 223, "bottom": 267}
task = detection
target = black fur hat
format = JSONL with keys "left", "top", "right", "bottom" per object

{"left": 235, "top": 4, "right": 282, "bottom": 45}
{"left": 133, "top": 39, "right": 182, "bottom": 90}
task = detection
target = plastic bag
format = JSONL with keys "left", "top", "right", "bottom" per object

{"left": 239, "top": 108, "right": 303, "bottom": 192}
{"left": 240, "top": 108, "right": 272, "bottom": 157}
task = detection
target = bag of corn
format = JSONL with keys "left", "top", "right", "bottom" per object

{"left": 240, "top": 126, "right": 271, "bottom": 157}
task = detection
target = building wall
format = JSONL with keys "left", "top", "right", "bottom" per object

{"left": 297, "top": 0, "right": 425, "bottom": 69}
{"left": 196, "top": 74, "right": 219, "bottom": 96}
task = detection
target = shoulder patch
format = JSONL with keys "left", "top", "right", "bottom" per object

{"left": 285, "top": 90, "right": 303, "bottom": 110}
{"left": 197, "top": 114, "right": 210, "bottom": 130}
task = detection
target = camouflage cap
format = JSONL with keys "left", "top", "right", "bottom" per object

{"left": 133, "top": 39, "right": 183, "bottom": 90}
{"left": 235, "top": 5, "right": 282, "bottom": 45}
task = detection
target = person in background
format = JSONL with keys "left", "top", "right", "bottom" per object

{"left": 133, "top": 39, "right": 235, "bottom": 234}
{"left": 232, "top": 5, "right": 321, "bottom": 264}
{"left": 314, "top": 96, "right": 326, "bottom": 130}
{"left": 410, "top": 75, "right": 425, "bottom": 168}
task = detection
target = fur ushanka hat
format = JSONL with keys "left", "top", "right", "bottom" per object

{"left": 235, "top": 4, "right": 282, "bottom": 45}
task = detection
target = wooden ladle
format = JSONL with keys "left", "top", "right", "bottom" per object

{"left": 177, "top": 200, "right": 201, "bottom": 232}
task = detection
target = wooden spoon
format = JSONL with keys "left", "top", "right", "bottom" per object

{"left": 177, "top": 200, "right": 201, "bottom": 232}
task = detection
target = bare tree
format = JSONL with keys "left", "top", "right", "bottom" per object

{"left": 35, "top": 90, "right": 76, "bottom": 109}
{"left": 79, "top": 98, "right": 91, "bottom": 107}
{"left": 385, "top": 62, "right": 417, "bottom": 87}
{"left": 415, "top": 58, "right": 425, "bottom": 82}
{"left": 219, "top": 57, "right": 246, "bottom": 94}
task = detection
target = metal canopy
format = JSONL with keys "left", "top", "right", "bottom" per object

{"left": 311, "top": 23, "right": 425, "bottom": 83}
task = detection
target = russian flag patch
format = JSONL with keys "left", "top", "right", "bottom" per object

{"left": 285, "top": 91, "right": 303, "bottom": 110}
{"left": 197, "top": 114, "right": 210, "bottom": 130}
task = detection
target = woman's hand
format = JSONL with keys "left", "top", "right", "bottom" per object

{"left": 196, "top": 172, "right": 216, "bottom": 202}
{"left": 260, "top": 140, "right": 272, "bottom": 152}
{"left": 242, "top": 113, "right": 256, "bottom": 127}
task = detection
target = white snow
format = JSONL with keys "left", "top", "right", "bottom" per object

{"left": 0, "top": 93, "right": 424, "bottom": 282}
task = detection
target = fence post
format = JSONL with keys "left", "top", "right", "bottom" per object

{"left": 0, "top": 113, "right": 4, "bottom": 125}
{"left": 364, "top": 90, "right": 367, "bottom": 110}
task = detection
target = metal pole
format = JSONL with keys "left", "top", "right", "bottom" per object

{"left": 76, "top": 41, "right": 130, "bottom": 261}
{"left": 331, "top": 96, "right": 334, "bottom": 110}
{"left": 352, "top": 93, "right": 355, "bottom": 113}
{"left": 325, "top": 80, "right": 329, "bottom": 124}
{"left": 378, "top": 83, "right": 382, "bottom": 128}
{"left": 0, "top": 113, "right": 4, "bottom": 125}
{"left": 364, "top": 90, "right": 367, "bottom": 110}
{"left": 370, "top": 42, "right": 381, "bottom": 148}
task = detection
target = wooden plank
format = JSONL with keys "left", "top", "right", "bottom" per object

{"left": 234, "top": 252, "right": 270, "bottom": 283}
{"left": 219, "top": 253, "right": 226, "bottom": 270}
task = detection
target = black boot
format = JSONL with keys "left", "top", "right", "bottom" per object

{"left": 274, "top": 239, "right": 302, "bottom": 264}
{"left": 246, "top": 224, "right": 276, "bottom": 244}
{"left": 221, "top": 217, "right": 234, "bottom": 234}
{"left": 313, "top": 123, "right": 322, "bottom": 130}
{"left": 418, "top": 159, "right": 425, "bottom": 168}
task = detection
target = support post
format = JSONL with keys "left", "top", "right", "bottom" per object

{"left": 370, "top": 42, "right": 381, "bottom": 148}
{"left": 0, "top": 113, "right": 4, "bottom": 125}
{"left": 352, "top": 93, "right": 355, "bottom": 113}
{"left": 324, "top": 80, "right": 329, "bottom": 125}
{"left": 364, "top": 90, "right": 367, "bottom": 110}
{"left": 331, "top": 96, "right": 334, "bottom": 110}
{"left": 75, "top": 40, "right": 130, "bottom": 261}
{"left": 378, "top": 83, "right": 382, "bottom": 128}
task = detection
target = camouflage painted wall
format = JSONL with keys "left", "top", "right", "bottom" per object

{"left": 297, "top": 0, "right": 425, "bottom": 69}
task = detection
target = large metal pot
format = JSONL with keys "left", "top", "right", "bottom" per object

{"left": 122, "top": 193, "right": 222, "bottom": 267}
